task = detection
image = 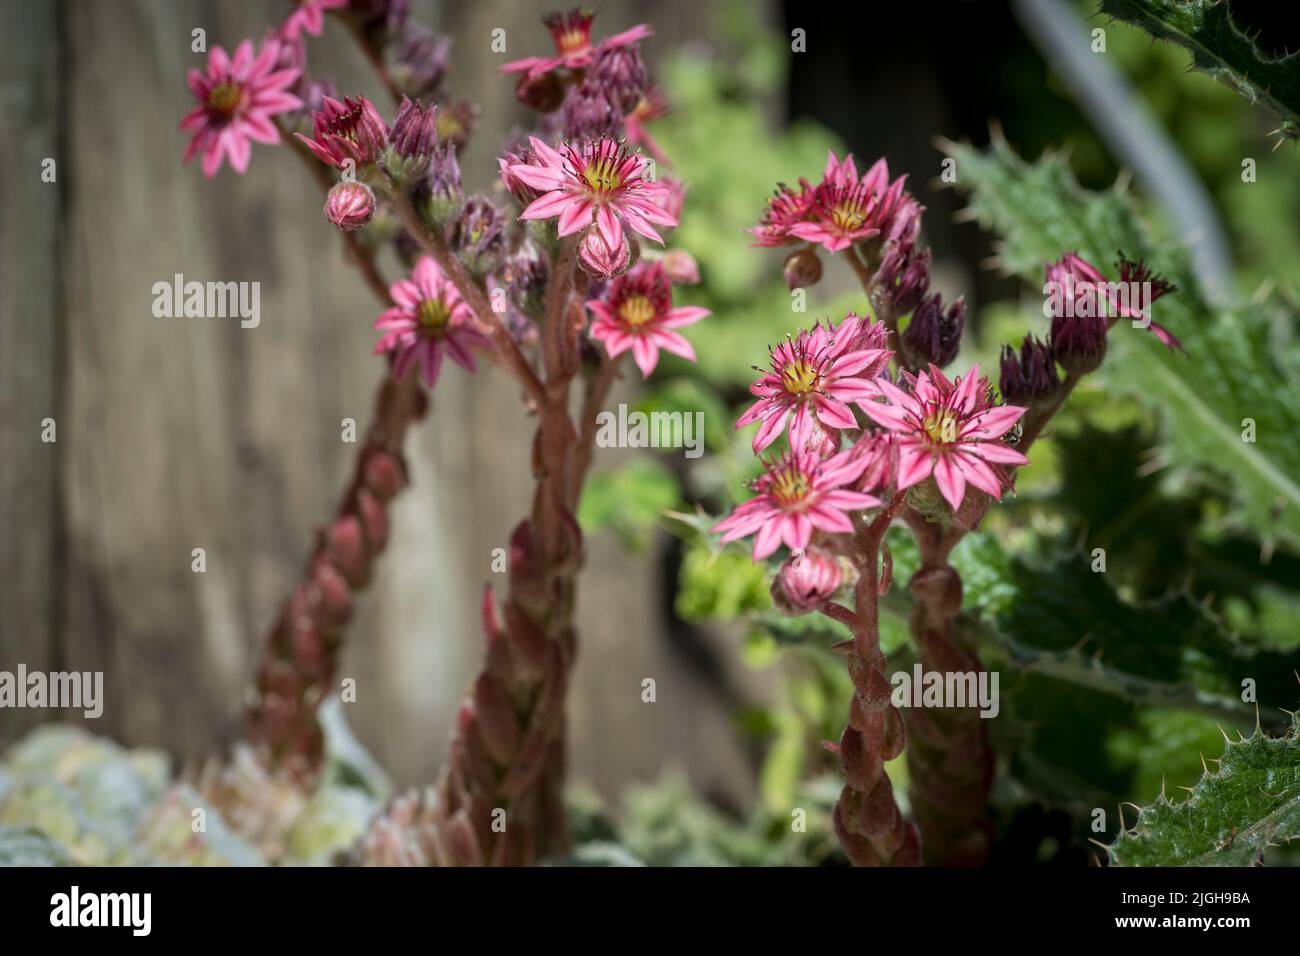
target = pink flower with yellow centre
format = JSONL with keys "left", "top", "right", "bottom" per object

{"left": 506, "top": 136, "right": 678, "bottom": 249}
{"left": 859, "top": 364, "right": 1029, "bottom": 511}
{"left": 587, "top": 263, "right": 709, "bottom": 376}
{"left": 373, "top": 256, "right": 489, "bottom": 389}
{"left": 501, "top": 8, "right": 652, "bottom": 80}
{"left": 788, "top": 152, "right": 910, "bottom": 253}
{"left": 747, "top": 179, "right": 816, "bottom": 247}
{"left": 280, "top": 0, "right": 347, "bottom": 41}
{"left": 180, "top": 39, "right": 303, "bottom": 178}
{"left": 712, "top": 448, "right": 881, "bottom": 560}
{"left": 736, "top": 312, "right": 891, "bottom": 453}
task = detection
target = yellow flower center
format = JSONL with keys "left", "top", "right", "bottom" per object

{"left": 582, "top": 156, "right": 624, "bottom": 194}
{"left": 923, "top": 411, "right": 958, "bottom": 444}
{"left": 556, "top": 28, "right": 589, "bottom": 54}
{"left": 618, "top": 294, "right": 656, "bottom": 327}
{"left": 208, "top": 82, "right": 243, "bottom": 115}
{"left": 781, "top": 358, "right": 820, "bottom": 394}
{"left": 831, "top": 199, "right": 866, "bottom": 233}
{"left": 770, "top": 465, "right": 811, "bottom": 506}
{"left": 417, "top": 297, "right": 452, "bottom": 335}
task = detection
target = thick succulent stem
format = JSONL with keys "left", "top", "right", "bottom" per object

{"left": 246, "top": 367, "right": 425, "bottom": 781}
{"left": 900, "top": 512, "right": 994, "bottom": 865}
{"left": 828, "top": 500, "right": 921, "bottom": 866}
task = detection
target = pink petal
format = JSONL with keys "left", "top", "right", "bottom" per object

{"left": 933, "top": 454, "right": 967, "bottom": 511}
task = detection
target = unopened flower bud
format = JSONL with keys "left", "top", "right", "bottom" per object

{"left": 560, "top": 81, "right": 621, "bottom": 142}
{"left": 1050, "top": 313, "right": 1107, "bottom": 375}
{"left": 658, "top": 249, "right": 699, "bottom": 285}
{"left": 384, "top": 97, "right": 438, "bottom": 185}
{"left": 449, "top": 196, "right": 506, "bottom": 276}
{"left": 436, "top": 99, "right": 478, "bottom": 150}
{"left": 588, "top": 43, "right": 647, "bottom": 114}
{"left": 578, "top": 225, "right": 632, "bottom": 280}
{"left": 505, "top": 238, "right": 549, "bottom": 319}
{"left": 903, "top": 293, "right": 964, "bottom": 368}
{"left": 425, "top": 141, "right": 463, "bottom": 226}
{"left": 773, "top": 547, "right": 843, "bottom": 615}
{"left": 875, "top": 241, "right": 931, "bottom": 317}
{"left": 999, "top": 335, "right": 1059, "bottom": 406}
{"left": 390, "top": 23, "right": 449, "bottom": 101}
{"left": 324, "top": 181, "right": 375, "bottom": 231}
{"left": 515, "top": 70, "right": 565, "bottom": 112}
{"left": 783, "top": 246, "right": 823, "bottom": 290}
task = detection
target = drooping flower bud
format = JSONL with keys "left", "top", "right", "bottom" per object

{"left": 515, "top": 70, "right": 566, "bottom": 112}
{"left": 449, "top": 196, "right": 506, "bottom": 276}
{"left": 999, "top": 335, "right": 1059, "bottom": 406}
{"left": 783, "top": 246, "right": 823, "bottom": 290}
{"left": 588, "top": 43, "right": 647, "bottom": 114}
{"left": 903, "top": 292, "right": 964, "bottom": 368}
{"left": 324, "top": 181, "right": 375, "bottom": 231}
{"left": 560, "top": 81, "right": 622, "bottom": 142}
{"left": 577, "top": 225, "right": 632, "bottom": 280}
{"left": 773, "top": 547, "right": 843, "bottom": 615}
{"left": 384, "top": 97, "right": 438, "bottom": 184}
{"left": 425, "top": 141, "right": 463, "bottom": 227}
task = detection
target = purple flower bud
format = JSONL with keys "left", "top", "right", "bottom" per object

{"left": 783, "top": 246, "right": 823, "bottom": 290}
{"left": 324, "top": 181, "right": 375, "bottom": 232}
{"left": 875, "top": 240, "right": 931, "bottom": 317}
{"left": 903, "top": 293, "right": 964, "bottom": 368}
{"left": 1050, "top": 312, "right": 1107, "bottom": 374}
{"left": 999, "top": 335, "right": 1060, "bottom": 406}
{"left": 436, "top": 99, "right": 478, "bottom": 150}
{"left": 390, "top": 97, "right": 438, "bottom": 161}
{"left": 449, "top": 196, "right": 506, "bottom": 276}
{"left": 390, "top": 23, "right": 450, "bottom": 101}
{"left": 560, "top": 81, "right": 622, "bottom": 143}
{"left": 425, "top": 141, "right": 463, "bottom": 225}
{"left": 588, "top": 43, "right": 647, "bottom": 114}
{"left": 773, "top": 547, "right": 843, "bottom": 615}
{"left": 505, "top": 238, "right": 550, "bottom": 319}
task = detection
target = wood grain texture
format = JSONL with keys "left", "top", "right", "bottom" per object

{"left": 2, "top": 0, "right": 766, "bottom": 814}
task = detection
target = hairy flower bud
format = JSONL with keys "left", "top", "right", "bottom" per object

{"left": 875, "top": 240, "right": 931, "bottom": 317}
{"left": 999, "top": 335, "right": 1059, "bottom": 406}
{"left": 390, "top": 23, "right": 450, "bottom": 101}
{"left": 449, "top": 196, "right": 506, "bottom": 276}
{"left": 783, "top": 246, "right": 823, "bottom": 290}
{"left": 324, "top": 181, "right": 375, "bottom": 231}
{"left": 425, "top": 141, "right": 463, "bottom": 227}
{"left": 436, "top": 99, "right": 478, "bottom": 150}
{"left": 588, "top": 43, "right": 647, "bottom": 114}
{"left": 1050, "top": 313, "right": 1107, "bottom": 375}
{"left": 560, "top": 81, "right": 622, "bottom": 142}
{"left": 384, "top": 97, "right": 438, "bottom": 183}
{"left": 657, "top": 249, "right": 699, "bottom": 285}
{"left": 577, "top": 225, "right": 632, "bottom": 280}
{"left": 903, "top": 293, "right": 964, "bottom": 368}
{"left": 297, "top": 93, "right": 388, "bottom": 169}
{"left": 773, "top": 547, "right": 843, "bottom": 615}
{"left": 504, "top": 238, "right": 550, "bottom": 319}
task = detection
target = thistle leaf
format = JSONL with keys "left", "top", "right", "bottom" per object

{"left": 946, "top": 138, "right": 1300, "bottom": 547}
{"left": 1099, "top": 0, "right": 1300, "bottom": 137}
{"left": 1108, "top": 712, "right": 1300, "bottom": 865}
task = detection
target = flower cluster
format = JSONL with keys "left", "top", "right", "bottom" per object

{"left": 717, "top": 310, "right": 1026, "bottom": 565}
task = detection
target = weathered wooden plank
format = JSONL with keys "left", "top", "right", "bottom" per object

{"left": 0, "top": 0, "right": 63, "bottom": 745}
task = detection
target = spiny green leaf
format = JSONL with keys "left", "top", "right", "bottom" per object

{"left": 1109, "top": 713, "right": 1300, "bottom": 865}
{"left": 942, "top": 535, "right": 1300, "bottom": 721}
{"left": 1100, "top": 0, "right": 1300, "bottom": 138}
{"left": 947, "top": 137, "right": 1300, "bottom": 547}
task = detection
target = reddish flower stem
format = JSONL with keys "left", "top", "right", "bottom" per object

{"left": 822, "top": 494, "right": 921, "bottom": 866}
{"left": 246, "top": 365, "right": 426, "bottom": 780}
